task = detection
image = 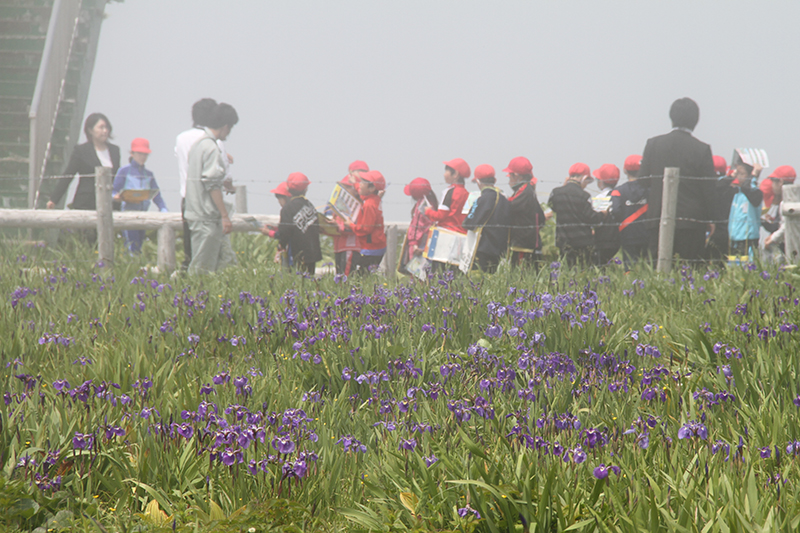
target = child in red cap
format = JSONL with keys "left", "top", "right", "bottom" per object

{"left": 401, "top": 177, "right": 438, "bottom": 271}
{"left": 591, "top": 163, "right": 621, "bottom": 265}
{"left": 505, "top": 156, "right": 545, "bottom": 269}
{"left": 548, "top": 163, "right": 606, "bottom": 267}
{"left": 260, "top": 182, "right": 293, "bottom": 267}
{"left": 347, "top": 171, "right": 387, "bottom": 274}
{"left": 611, "top": 155, "right": 649, "bottom": 269}
{"left": 112, "top": 138, "right": 168, "bottom": 254}
{"left": 328, "top": 171, "right": 363, "bottom": 276}
{"left": 425, "top": 158, "right": 470, "bottom": 234}
{"left": 268, "top": 173, "right": 321, "bottom": 274}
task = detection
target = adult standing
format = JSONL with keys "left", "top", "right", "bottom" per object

{"left": 47, "top": 113, "right": 120, "bottom": 233}
{"left": 184, "top": 103, "right": 239, "bottom": 275}
{"left": 175, "top": 98, "right": 217, "bottom": 270}
{"left": 637, "top": 98, "right": 716, "bottom": 263}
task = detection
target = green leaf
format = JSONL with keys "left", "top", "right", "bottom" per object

{"left": 8, "top": 498, "right": 39, "bottom": 519}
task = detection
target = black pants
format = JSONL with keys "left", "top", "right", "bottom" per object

{"left": 298, "top": 262, "right": 316, "bottom": 275}
{"left": 354, "top": 253, "right": 383, "bottom": 274}
{"left": 510, "top": 250, "right": 541, "bottom": 271}
{"left": 181, "top": 198, "right": 192, "bottom": 270}
{"left": 474, "top": 252, "right": 500, "bottom": 274}
{"left": 648, "top": 227, "right": 706, "bottom": 264}
{"left": 334, "top": 250, "right": 356, "bottom": 276}
{"left": 560, "top": 246, "right": 593, "bottom": 268}
{"left": 705, "top": 229, "right": 729, "bottom": 265}
{"left": 594, "top": 246, "right": 619, "bottom": 266}
{"left": 621, "top": 243, "right": 649, "bottom": 270}
{"left": 730, "top": 239, "right": 758, "bottom": 257}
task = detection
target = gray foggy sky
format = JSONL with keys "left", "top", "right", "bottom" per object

{"left": 82, "top": 0, "right": 800, "bottom": 222}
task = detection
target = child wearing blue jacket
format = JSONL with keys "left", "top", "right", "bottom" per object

{"left": 112, "top": 138, "right": 168, "bottom": 253}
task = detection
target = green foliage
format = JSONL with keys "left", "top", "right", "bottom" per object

{"left": 1, "top": 239, "right": 800, "bottom": 532}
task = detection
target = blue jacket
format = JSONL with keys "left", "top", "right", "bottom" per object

{"left": 112, "top": 160, "right": 167, "bottom": 212}
{"left": 727, "top": 178, "right": 762, "bottom": 242}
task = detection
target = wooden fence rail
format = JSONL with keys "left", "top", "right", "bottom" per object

{"left": 0, "top": 167, "right": 408, "bottom": 276}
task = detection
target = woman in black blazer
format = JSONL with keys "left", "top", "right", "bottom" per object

{"left": 47, "top": 113, "right": 120, "bottom": 211}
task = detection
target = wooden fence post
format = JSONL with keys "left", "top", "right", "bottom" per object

{"left": 385, "top": 225, "right": 398, "bottom": 280}
{"left": 783, "top": 184, "right": 800, "bottom": 263}
{"left": 656, "top": 167, "right": 680, "bottom": 273}
{"left": 235, "top": 185, "right": 247, "bottom": 214}
{"left": 94, "top": 166, "right": 114, "bottom": 266}
{"left": 157, "top": 225, "right": 177, "bottom": 273}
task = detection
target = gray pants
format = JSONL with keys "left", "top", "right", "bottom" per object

{"left": 187, "top": 219, "right": 236, "bottom": 274}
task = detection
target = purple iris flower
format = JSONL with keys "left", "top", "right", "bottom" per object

{"left": 793, "top": 395, "right": 800, "bottom": 407}
{"left": 73, "top": 432, "right": 94, "bottom": 450}
{"left": 423, "top": 454, "right": 438, "bottom": 467}
{"left": 52, "top": 379, "right": 70, "bottom": 391}
{"left": 272, "top": 435, "right": 296, "bottom": 454}
{"left": 760, "top": 447, "right": 772, "bottom": 459}
{"left": 199, "top": 383, "right": 215, "bottom": 395}
{"left": 677, "top": 420, "right": 708, "bottom": 440}
{"left": 457, "top": 505, "right": 480, "bottom": 519}
{"left": 398, "top": 438, "right": 417, "bottom": 451}
{"left": 176, "top": 424, "right": 194, "bottom": 440}
{"left": 593, "top": 464, "right": 621, "bottom": 479}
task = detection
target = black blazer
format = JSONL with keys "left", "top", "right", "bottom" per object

{"left": 50, "top": 141, "right": 121, "bottom": 210}
{"left": 637, "top": 129, "right": 715, "bottom": 231}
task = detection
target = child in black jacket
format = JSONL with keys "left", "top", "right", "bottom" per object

{"left": 548, "top": 163, "right": 605, "bottom": 267}
{"left": 463, "top": 165, "right": 510, "bottom": 273}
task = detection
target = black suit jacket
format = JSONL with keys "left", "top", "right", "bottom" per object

{"left": 50, "top": 141, "right": 121, "bottom": 210}
{"left": 637, "top": 129, "right": 715, "bottom": 230}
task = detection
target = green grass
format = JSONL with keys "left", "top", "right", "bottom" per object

{"left": 1, "top": 233, "right": 799, "bottom": 532}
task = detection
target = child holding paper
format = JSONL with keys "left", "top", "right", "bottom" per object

{"left": 425, "top": 158, "right": 470, "bottom": 234}
{"left": 112, "top": 138, "right": 167, "bottom": 254}
{"left": 403, "top": 177, "right": 438, "bottom": 263}
{"left": 347, "top": 171, "right": 386, "bottom": 274}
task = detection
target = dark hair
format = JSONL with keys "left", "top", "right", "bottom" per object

{"left": 192, "top": 98, "right": 217, "bottom": 127}
{"left": 207, "top": 103, "right": 239, "bottom": 129}
{"left": 425, "top": 190, "right": 438, "bottom": 211}
{"left": 669, "top": 98, "right": 700, "bottom": 130}
{"left": 84, "top": 113, "right": 112, "bottom": 141}
{"left": 445, "top": 165, "right": 465, "bottom": 183}
{"left": 478, "top": 177, "right": 497, "bottom": 185}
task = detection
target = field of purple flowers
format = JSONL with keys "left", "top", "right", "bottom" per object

{"left": 2, "top": 239, "right": 800, "bottom": 532}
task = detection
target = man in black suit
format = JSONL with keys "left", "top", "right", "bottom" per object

{"left": 638, "top": 98, "right": 716, "bottom": 263}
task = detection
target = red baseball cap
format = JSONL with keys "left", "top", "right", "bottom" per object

{"left": 712, "top": 155, "right": 727, "bottom": 175}
{"left": 361, "top": 170, "right": 386, "bottom": 191}
{"left": 569, "top": 162, "right": 591, "bottom": 177}
{"left": 593, "top": 163, "right": 620, "bottom": 186}
{"left": 348, "top": 160, "right": 369, "bottom": 172}
{"left": 472, "top": 164, "right": 496, "bottom": 182}
{"left": 270, "top": 182, "right": 291, "bottom": 196}
{"left": 286, "top": 172, "right": 310, "bottom": 192}
{"left": 503, "top": 156, "right": 533, "bottom": 175}
{"left": 769, "top": 165, "right": 797, "bottom": 183}
{"left": 623, "top": 154, "right": 642, "bottom": 173}
{"left": 530, "top": 176, "right": 538, "bottom": 185}
{"left": 404, "top": 177, "right": 431, "bottom": 197}
{"left": 443, "top": 158, "right": 471, "bottom": 179}
{"left": 130, "top": 138, "right": 151, "bottom": 154}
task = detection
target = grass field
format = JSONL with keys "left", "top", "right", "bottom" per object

{"left": 1, "top": 233, "right": 799, "bottom": 532}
